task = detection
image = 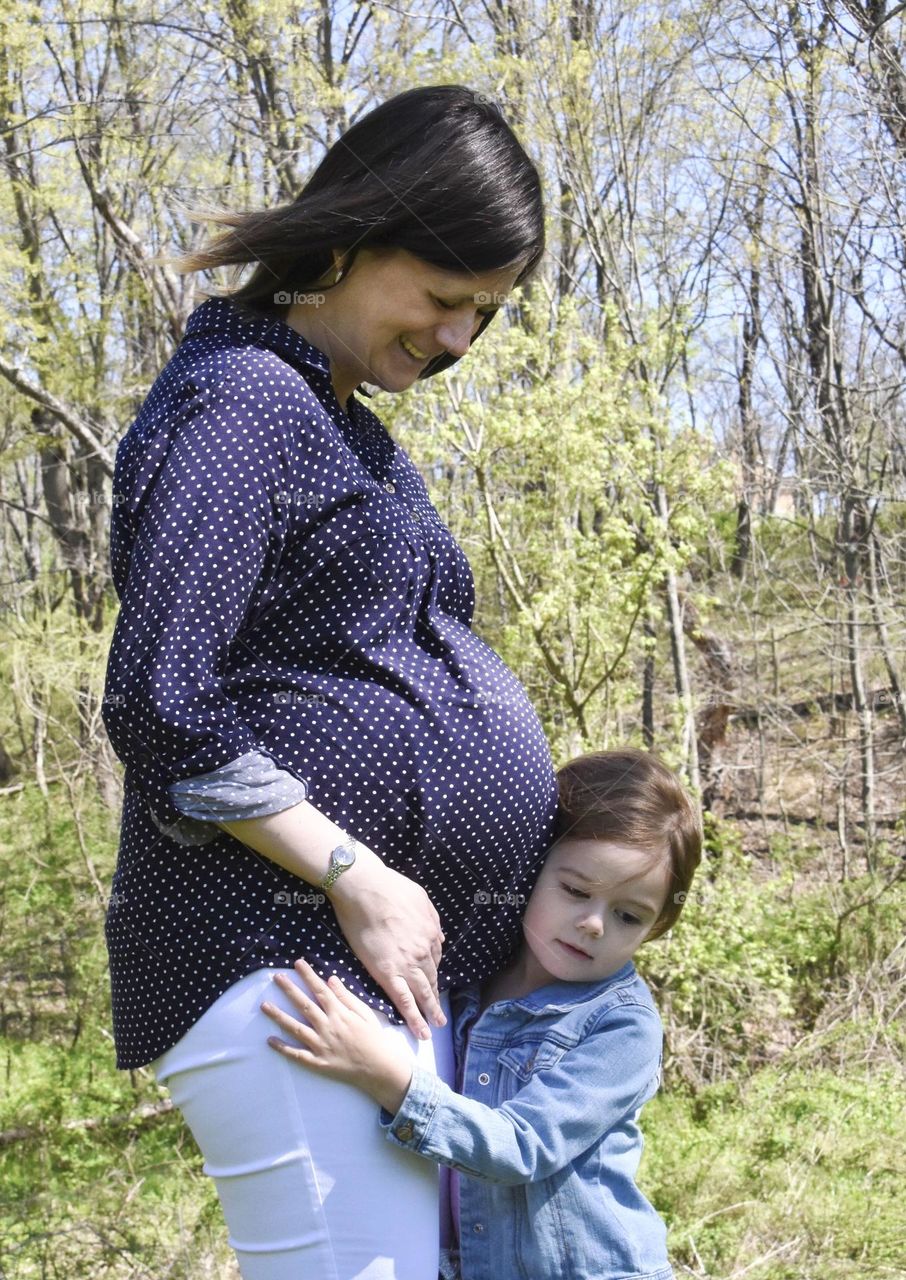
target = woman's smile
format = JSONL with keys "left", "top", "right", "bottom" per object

{"left": 399, "top": 335, "right": 429, "bottom": 361}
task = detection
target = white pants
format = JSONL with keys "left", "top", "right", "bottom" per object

{"left": 152, "top": 968, "right": 455, "bottom": 1280}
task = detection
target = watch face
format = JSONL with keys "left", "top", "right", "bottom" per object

{"left": 334, "top": 844, "right": 356, "bottom": 868}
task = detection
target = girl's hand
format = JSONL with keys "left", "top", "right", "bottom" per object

{"left": 261, "top": 957, "right": 415, "bottom": 1114}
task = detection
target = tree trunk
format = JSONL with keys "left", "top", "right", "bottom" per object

{"left": 841, "top": 495, "right": 876, "bottom": 865}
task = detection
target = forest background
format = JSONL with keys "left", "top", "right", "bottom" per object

{"left": 0, "top": 0, "right": 904, "bottom": 1276}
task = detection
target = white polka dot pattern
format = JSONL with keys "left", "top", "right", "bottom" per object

{"left": 101, "top": 298, "right": 558, "bottom": 1069}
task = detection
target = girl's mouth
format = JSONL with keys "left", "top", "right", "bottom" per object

{"left": 557, "top": 940, "right": 592, "bottom": 959}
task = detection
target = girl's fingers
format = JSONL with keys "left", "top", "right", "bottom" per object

{"left": 273, "top": 970, "right": 328, "bottom": 1022}
{"left": 267, "top": 1036, "right": 316, "bottom": 1066}
{"left": 263, "top": 990, "right": 321, "bottom": 1038}
{"left": 327, "top": 975, "right": 382, "bottom": 1023}
{"left": 293, "top": 956, "right": 334, "bottom": 1004}
{"left": 261, "top": 1000, "right": 315, "bottom": 1043}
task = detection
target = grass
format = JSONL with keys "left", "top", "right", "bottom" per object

{"left": 1, "top": 730, "right": 904, "bottom": 1277}
{"left": 642, "top": 1065, "right": 906, "bottom": 1278}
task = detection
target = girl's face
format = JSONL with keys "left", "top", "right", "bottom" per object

{"left": 518, "top": 837, "right": 672, "bottom": 990}
{"left": 285, "top": 246, "right": 525, "bottom": 406}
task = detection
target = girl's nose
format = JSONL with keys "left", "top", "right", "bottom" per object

{"left": 578, "top": 910, "right": 605, "bottom": 937}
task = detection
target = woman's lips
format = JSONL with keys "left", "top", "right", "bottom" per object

{"left": 399, "top": 336, "right": 429, "bottom": 362}
{"left": 557, "top": 939, "right": 592, "bottom": 959}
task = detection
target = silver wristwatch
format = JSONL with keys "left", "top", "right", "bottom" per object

{"left": 319, "top": 836, "right": 358, "bottom": 892}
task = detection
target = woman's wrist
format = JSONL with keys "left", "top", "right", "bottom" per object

{"left": 323, "top": 841, "right": 387, "bottom": 901}
{"left": 217, "top": 800, "right": 383, "bottom": 889}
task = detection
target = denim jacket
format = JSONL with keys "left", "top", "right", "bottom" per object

{"left": 379, "top": 960, "right": 673, "bottom": 1280}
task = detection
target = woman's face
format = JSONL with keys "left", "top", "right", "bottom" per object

{"left": 285, "top": 246, "right": 526, "bottom": 407}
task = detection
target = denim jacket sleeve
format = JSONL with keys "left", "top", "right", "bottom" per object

{"left": 379, "top": 1001, "right": 663, "bottom": 1185}
{"left": 102, "top": 373, "right": 306, "bottom": 830}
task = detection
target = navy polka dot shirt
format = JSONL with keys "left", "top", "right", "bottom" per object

{"left": 102, "top": 297, "right": 558, "bottom": 1070}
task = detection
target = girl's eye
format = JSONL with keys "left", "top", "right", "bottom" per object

{"left": 561, "top": 883, "right": 589, "bottom": 899}
{"left": 617, "top": 911, "right": 641, "bottom": 926}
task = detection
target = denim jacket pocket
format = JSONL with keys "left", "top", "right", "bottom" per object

{"left": 497, "top": 1038, "right": 568, "bottom": 1083}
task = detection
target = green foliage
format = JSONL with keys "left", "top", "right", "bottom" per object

{"left": 1, "top": 7, "right": 904, "bottom": 1274}
{"left": 637, "top": 820, "right": 906, "bottom": 1074}
{"left": 380, "top": 293, "right": 736, "bottom": 758}
{"left": 2, "top": 766, "right": 903, "bottom": 1277}
{"left": 0, "top": 775, "right": 235, "bottom": 1278}
{"left": 641, "top": 1066, "right": 906, "bottom": 1278}
{"left": 2, "top": 1109, "right": 231, "bottom": 1279}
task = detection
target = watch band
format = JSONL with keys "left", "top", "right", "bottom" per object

{"left": 319, "top": 836, "right": 358, "bottom": 892}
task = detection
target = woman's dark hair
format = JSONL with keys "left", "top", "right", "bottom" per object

{"left": 166, "top": 84, "right": 545, "bottom": 380}
{"left": 554, "top": 748, "right": 704, "bottom": 942}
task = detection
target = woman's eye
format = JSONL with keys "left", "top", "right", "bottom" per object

{"left": 433, "top": 296, "right": 457, "bottom": 310}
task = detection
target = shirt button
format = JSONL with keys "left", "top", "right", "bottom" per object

{"left": 383, "top": 481, "right": 396, "bottom": 493}
{"left": 473, "top": 1223, "right": 485, "bottom": 1233}
{"left": 477, "top": 1072, "right": 490, "bottom": 1085}
{"left": 394, "top": 1122, "right": 414, "bottom": 1141}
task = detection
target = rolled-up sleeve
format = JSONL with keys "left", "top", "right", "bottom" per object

{"left": 169, "top": 747, "right": 308, "bottom": 821}
{"left": 102, "top": 372, "right": 305, "bottom": 831}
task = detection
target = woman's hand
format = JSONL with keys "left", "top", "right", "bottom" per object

{"left": 262, "top": 957, "right": 415, "bottom": 1114}
{"left": 215, "top": 801, "right": 446, "bottom": 1039}
{"left": 327, "top": 856, "right": 447, "bottom": 1041}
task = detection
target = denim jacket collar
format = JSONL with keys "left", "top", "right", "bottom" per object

{"left": 507, "top": 959, "right": 637, "bottom": 1013}
{"left": 453, "top": 958, "right": 638, "bottom": 1023}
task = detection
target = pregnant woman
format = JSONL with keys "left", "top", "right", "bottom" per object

{"left": 101, "top": 85, "right": 558, "bottom": 1279}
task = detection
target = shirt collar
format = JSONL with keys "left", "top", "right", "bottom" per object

{"left": 183, "top": 296, "right": 332, "bottom": 376}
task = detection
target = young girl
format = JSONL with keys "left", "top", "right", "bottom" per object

{"left": 262, "top": 748, "right": 702, "bottom": 1280}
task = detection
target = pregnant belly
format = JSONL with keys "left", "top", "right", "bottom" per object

{"left": 227, "top": 622, "right": 558, "bottom": 906}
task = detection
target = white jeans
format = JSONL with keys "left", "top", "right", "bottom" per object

{"left": 152, "top": 968, "right": 455, "bottom": 1280}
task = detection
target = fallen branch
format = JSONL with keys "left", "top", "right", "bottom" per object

{"left": 731, "top": 685, "right": 903, "bottom": 726}
{"left": 0, "top": 1099, "right": 174, "bottom": 1148}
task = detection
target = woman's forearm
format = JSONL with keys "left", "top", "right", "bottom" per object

{"left": 217, "top": 801, "right": 385, "bottom": 898}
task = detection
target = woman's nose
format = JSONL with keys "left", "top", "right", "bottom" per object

{"left": 435, "top": 315, "right": 478, "bottom": 358}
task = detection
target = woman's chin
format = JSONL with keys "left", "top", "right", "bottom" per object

{"left": 375, "top": 365, "right": 421, "bottom": 393}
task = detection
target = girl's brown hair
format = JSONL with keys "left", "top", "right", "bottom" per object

{"left": 554, "top": 748, "right": 703, "bottom": 940}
